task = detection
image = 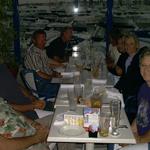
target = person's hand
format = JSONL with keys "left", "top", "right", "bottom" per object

{"left": 115, "top": 66, "right": 123, "bottom": 76}
{"left": 33, "top": 100, "right": 46, "bottom": 110}
{"left": 105, "top": 56, "right": 115, "bottom": 69}
{"left": 53, "top": 71, "right": 62, "bottom": 78}
{"left": 34, "top": 125, "right": 49, "bottom": 143}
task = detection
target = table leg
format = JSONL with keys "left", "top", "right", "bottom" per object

{"left": 85, "top": 143, "right": 94, "bottom": 150}
{"left": 107, "top": 144, "right": 114, "bottom": 150}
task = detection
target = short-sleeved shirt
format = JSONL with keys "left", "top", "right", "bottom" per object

{"left": 136, "top": 83, "right": 150, "bottom": 135}
{"left": 0, "top": 64, "right": 38, "bottom": 119}
{"left": 46, "top": 37, "right": 67, "bottom": 60}
{"left": 24, "top": 45, "right": 52, "bottom": 75}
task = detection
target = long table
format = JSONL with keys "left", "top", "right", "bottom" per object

{"left": 47, "top": 106, "right": 136, "bottom": 150}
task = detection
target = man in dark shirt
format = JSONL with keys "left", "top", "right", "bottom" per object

{"left": 106, "top": 34, "right": 127, "bottom": 76}
{"left": 46, "top": 26, "right": 73, "bottom": 63}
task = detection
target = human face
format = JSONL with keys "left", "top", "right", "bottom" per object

{"left": 117, "top": 37, "right": 125, "bottom": 53}
{"left": 140, "top": 55, "right": 150, "bottom": 87}
{"left": 125, "top": 37, "right": 137, "bottom": 56}
{"left": 33, "top": 33, "right": 46, "bottom": 49}
{"left": 63, "top": 29, "right": 73, "bottom": 42}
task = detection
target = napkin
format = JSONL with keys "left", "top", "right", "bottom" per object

{"left": 92, "top": 79, "right": 107, "bottom": 85}
{"left": 60, "top": 84, "right": 74, "bottom": 89}
{"left": 34, "top": 109, "right": 53, "bottom": 118}
{"left": 53, "top": 111, "right": 78, "bottom": 126}
{"left": 60, "top": 84, "right": 84, "bottom": 89}
{"left": 61, "top": 71, "right": 80, "bottom": 78}
{"left": 106, "top": 89, "right": 124, "bottom": 107}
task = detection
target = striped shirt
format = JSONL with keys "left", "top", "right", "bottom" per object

{"left": 24, "top": 45, "right": 52, "bottom": 75}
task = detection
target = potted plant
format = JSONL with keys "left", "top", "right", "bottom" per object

{"left": 0, "top": 0, "right": 19, "bottom": 77}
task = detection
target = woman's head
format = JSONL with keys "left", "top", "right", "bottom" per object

{"left": 125, "top": 33, "right": 139, "bottom": 56}
{"left": 139, "top": 47, "right": 150, "bottom": 86}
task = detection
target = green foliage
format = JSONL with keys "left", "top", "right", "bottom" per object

{"left": 0, "top": 0, "right": 15, "bottom": 64}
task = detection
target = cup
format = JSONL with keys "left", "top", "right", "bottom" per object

{"left": 67, "top": 89, "right": 77, "bottom": 111}
{"left": 90, "top": 86, "right": 104, "bottom": 108}
{"left": 99, "top": 107, "right": 110, "bottom": 137}
{"left": 110, "top": 99, "right": 121, "bottom": 136}
{"left": 74, "top": 84, "right": 83, "bottom": 104}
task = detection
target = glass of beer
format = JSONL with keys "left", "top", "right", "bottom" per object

{"left": 99, "top": 110, "right": 110, "bottom": 137}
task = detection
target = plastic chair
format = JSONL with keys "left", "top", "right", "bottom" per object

{"left": 20, "top": 69, "right": 43, "bottom": 99}
{"left": 20, "top": 69, "right": 56, "bottom": 102}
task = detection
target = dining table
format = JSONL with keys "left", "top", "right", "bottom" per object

{"left": 47, "top": 106, "right": 136, "bottom": 150}
{"left": 48, "top": 60, "right": 136, "bottom": 150}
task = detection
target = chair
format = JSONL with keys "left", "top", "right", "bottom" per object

{"left": 20, "top": 69, "right": 55, "bottom": 102}
{"left": 20, "top": 69, "right": 42, "bottom": 99}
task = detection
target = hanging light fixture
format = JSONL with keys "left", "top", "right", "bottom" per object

{"left": 73, "top": 0, "right": 79, "bottom": 13}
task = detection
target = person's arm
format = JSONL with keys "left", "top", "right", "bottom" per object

{"left": 19, "top": 86, "right": 37, "bottom": 102}
{"left": 130, "top": 119, "right": 150, "bottom": 143}
{"left": 0, "top": 124, "right": 48, "bottom": 150}
{"left": 138, "top": 130, "right": 150, "bottom": 143}
{"left": 115, "top": 66, "right": 123, "bottom": 76}
{"left": 11, "top": 100, "right": 45, "bottom": 112}
{"left": 48, "top": 58, "right": 65, "bottom": 68}
{"left": 53, "top": 56, "right": 65, "bottom": 63}
{"left": 36, "top": 70, "right": 52, "bottom": 80}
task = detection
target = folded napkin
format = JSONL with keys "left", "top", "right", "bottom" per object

{"left": 61, "top": 71, "right": 80, "bottom": 78}
{"left": 60, "top": 84, "right": 74, "bottom": 89}
{"left": 106, "top": 89, "right": 124, "bottom": 107}
{"left": 34, "top": 109, "right": 53, "bottom": 118}
{"left": 92, "top": 79, "right": 107, "bottom": 85}
{"left": 53, "top": 111, "right": 77, "bottom": 126}
{"left": 60, "top": 84, "right": 84, "bottom": 89}
{"left": 53, "top": 113, "right": 66, "bottom": 126}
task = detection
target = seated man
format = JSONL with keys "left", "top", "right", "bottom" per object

{"left": 0, "top": 64, "right": 46, "bottom": 120}
{"left": 46, "top": 26, "right": 73, "bottom": 63}
{"left": 24, "top": 29, "right": 61, "bottom": 108}
{"left": 106, "top": 33, "right": 127, "bottom": 76}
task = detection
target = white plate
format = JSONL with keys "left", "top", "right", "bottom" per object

{"left": 59, "top": 125, "right": 85, "bottom": 136}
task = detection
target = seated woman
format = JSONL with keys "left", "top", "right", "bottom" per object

{"left": 119, "top": 47, "right": 150, "bottom": 150}
{"left": 114, "top": 33, "right": 144, "bottom": 123}
{"left": 0, "top": 99, "right": 50, "bottom": 150}
{"left": 0, "top": 64, "right": 46, "bottom": 120}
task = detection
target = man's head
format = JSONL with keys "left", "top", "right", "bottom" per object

{"left": 125, "top": 33, "right": 139, "bottom": 56}
{"left": 116, "top": 35, "right": 125, "bottom": 53}
{"left": 109, "top": 28, "right": 121, "bottom": 46}
{"left": 32, "top": 29, "right": 46, "bottom": 49}
{"left": 60, "top": 26, "right": 73, "bottom": 42}
{"left": 139, "top": 47, "right": 150, "bottom": 87}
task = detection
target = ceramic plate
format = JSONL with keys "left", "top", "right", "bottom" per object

{"left": 59, "top": 125, "right": 85, "bottom": 136}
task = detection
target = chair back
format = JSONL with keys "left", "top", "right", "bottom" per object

{"left": 20, "top": 69, "right": 39, "bottom": 98}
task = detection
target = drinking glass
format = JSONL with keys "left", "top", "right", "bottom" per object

{"left": 91, "top": 67, "right": 100, "bottom": 79}
{"left": 84, "top": 79, "right": 92, "bottom": 98}
{"left": 67, "top": 89, "right": 77, "bottom": 111}
{"left": 74, "top": 84, "right": 83, "bottom": 104}
{"left": 110, "top": 99, "right": 121, "bottom": 136}
{"left": 99, "top": 112, "right": 110, "bottom": 137}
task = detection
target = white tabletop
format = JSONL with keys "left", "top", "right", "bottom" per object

{"left": 47, "top": 106, "right": 136, "bottom": 144}
{"left": 55, "top": 85, "right": 124, "bottom": 108}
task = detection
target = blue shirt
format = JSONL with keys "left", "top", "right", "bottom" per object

{"left": 137, "top": 83, "right": 150, "bottom": 135}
